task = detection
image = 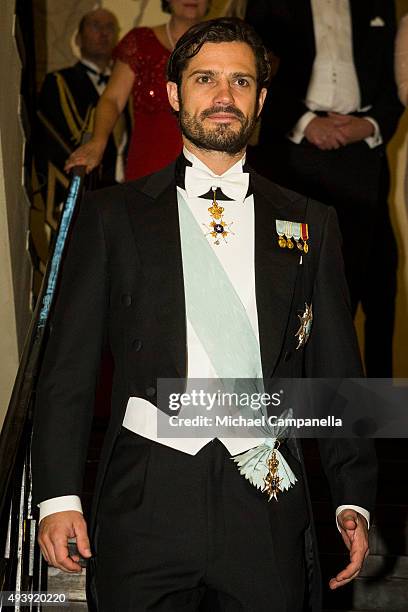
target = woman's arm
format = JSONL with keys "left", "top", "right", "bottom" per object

{"left": 395, "top": 14, "right": 408, "bottom": 106}
{"left": 65, "top": 59, "right": 135, "bottom": 173}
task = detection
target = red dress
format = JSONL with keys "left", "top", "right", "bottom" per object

{"left": 113, "top": 27, "right": 183, "bottom": 181}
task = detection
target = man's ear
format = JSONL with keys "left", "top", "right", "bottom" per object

{"left": 167, "top": 81, "right": 180, "bottom": 112}
{"left": 257, "top": 87, "right": 268, "bottom": 117}
{"left": 75, "top": 32, "right": 81, "bottom": 49}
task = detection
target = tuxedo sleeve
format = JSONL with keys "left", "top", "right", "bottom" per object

{"left": 304, "top": 206, "right": 377, "bottom": 515}
{"left": 31, "top": 192, "right": 108, "bottom": 507}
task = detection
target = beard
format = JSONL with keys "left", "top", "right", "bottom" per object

{"left": 178, "top": 102, "right": 258, "bottom": 155}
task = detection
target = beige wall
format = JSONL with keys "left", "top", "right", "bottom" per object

{"left": 39, "top": 0, "right": 98, "bottom": 75}
{"left": 388, "top": 0, "right": 408, "bottom": 376}
{"left": 101, "top": 0, "right": 239, "bottom": 34}
{"left": 0, "top": 1, "right": 32, "bottom": 429}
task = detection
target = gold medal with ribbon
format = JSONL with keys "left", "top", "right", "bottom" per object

{"left": 276, "top": 220, "right": 310, "bottom": 253}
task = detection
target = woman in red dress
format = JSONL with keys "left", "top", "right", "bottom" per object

{"left": 66, "top": 0, "right": 209, "bottom": 180}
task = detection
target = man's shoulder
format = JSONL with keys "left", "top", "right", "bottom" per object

{"left": 41, "top": 65, "right": 85, "bottom": 99}
{"left": 250, "top": 169, "right": 329, "bottom": 220}
{"left": 43, "top": 64, "right": 79, "bottom": 83}
{"left": 83, "top": 162, "right": 176, "bottom": 211}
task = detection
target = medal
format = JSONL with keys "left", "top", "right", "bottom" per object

{"left": 276, "top": 220, "right": 287, "bottom": 248}
{"left": 276, "top": 220, "right": 307, "bottom": 252}
{"left": 301, "top": 223, "right": 309, "bottom": 253}
{"left": 203, "top": 187, "right": 234, "bottom": 245}
{"left": 286, "top": 221, "right": 294, "bottom": 249}
{"left": 232, "top": 437, "right": 297, "bottom": 502}
{"left": 292, "top": 223, "right": 302, "bottom": 251}
{"left": 295, "top": 303, "right": 313, "bottom": 349}
{"left": 264, "top": 442, "right": 283, "bottom": 501}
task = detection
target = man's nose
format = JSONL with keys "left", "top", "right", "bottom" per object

{"left": 213, "top": 81, "right": 235, "bottom": 106}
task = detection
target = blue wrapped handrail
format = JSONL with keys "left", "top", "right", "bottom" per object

{"left": 0, "top": 164, "right": 86, "bottom": 603}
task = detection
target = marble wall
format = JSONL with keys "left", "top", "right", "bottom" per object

{"left": 0, "top": 1, "right": 32, "bottom": 428}
{"left": 34, "top": 0, "right": 99, "bottom": 83}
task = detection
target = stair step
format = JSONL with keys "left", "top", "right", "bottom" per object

{"left": 353, "top": 577, "right": 408, "bottom": 611}
{"left": 47, "top": 567, "right": 86, "bottom": 602}
{"left": 52, "top": 605, "right": 88, "bottom": 611}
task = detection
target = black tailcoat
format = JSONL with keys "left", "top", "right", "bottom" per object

{"left": 32, "top": 162, "right": 377, "bottom": 610}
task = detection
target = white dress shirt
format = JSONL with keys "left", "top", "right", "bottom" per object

{"left": 39, "top": 148, "right": 370, "bottom": 531}
{"left": 289, "top": 0, "right": 382, "bottom": 148}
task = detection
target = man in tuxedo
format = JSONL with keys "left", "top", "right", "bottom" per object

{"left": 32, "top": 18, "right": 376, "bottom": 612}
{"left": 246, "top": 0, "right": 404, "bottom": 377}
{"left": 37, "top": 8, "right": 128, "bottom": 191}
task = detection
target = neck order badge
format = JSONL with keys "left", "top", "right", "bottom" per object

{"left": 204, "top": 187, "right": 234, "bottom": 245}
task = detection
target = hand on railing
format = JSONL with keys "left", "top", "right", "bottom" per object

{"left": 64, "top": 135, "right": 105, "bottom": 175}
{"left": 38, "top": 511, "right": 92, "bottom": 573}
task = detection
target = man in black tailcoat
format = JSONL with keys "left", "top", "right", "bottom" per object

{"left": 32, "top": 18, "right": 376, "bottom": 612}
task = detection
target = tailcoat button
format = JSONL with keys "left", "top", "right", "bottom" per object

{"left": 132, "top": 339, "right": 142, "bottom": 352}
{"left": 121, "top": 294, "right": 132, "bottom": 307}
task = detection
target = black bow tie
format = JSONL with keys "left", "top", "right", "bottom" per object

{"left": 175, "top": 154, "right": 253, "bottom": 201}
{"left": 82, "top": 63, "right": 110, "bottom": 86}
{"left": 97, "top": 73, "right": 109, "bottom": 85}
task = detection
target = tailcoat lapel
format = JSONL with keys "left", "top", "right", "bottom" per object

{"left": 349, "top": 0, "right": 368, "bottom": 78}
{"left": 298, "top": 0, "right": 316, "bottom": 63}
{"left": 126, "top": 164, "right": 187, "bottom": 378}
{"left": 252, "top": 174, "right": 303, "bottom": 378}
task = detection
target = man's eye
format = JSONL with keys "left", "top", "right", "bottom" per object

{"left": 236, "top": 78, "right": 249, "bottom": 87}
{"left": 197, "top": 75, "right": 211, "bottom": 84}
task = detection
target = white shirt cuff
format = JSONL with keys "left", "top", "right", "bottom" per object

{"left": 335, "top": 505, "right": 370, "bottom": 532}
{"left": 39, "top": 495, "right": 83, "bottom": 523}
{"left": 287, "top": 111, "right": 317, "bottom": 144}
{"left": 363, "top": 116, "right": 383, "bottom": 148}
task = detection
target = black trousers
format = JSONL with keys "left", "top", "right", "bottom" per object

{"left": 93, "top": 428, "right": 310, "bottom": 611}
{"left": 248, "top": 139, "right": 398, "bottom": 377}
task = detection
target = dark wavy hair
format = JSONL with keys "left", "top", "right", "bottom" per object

{"left": 167, "top": 18, "right": 271, "bottom": 95}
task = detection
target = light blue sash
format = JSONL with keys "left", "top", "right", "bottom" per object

{"left": 177, "top": 192, "right": 297, "bottom": 497}
{"left": 178, "top": 192, "right": 263, "bottom": 381}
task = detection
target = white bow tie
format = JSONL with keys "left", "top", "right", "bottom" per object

{"left": 184, "top": 165, "right": 250, "bottom": 202}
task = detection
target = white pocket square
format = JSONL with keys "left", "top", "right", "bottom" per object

{"left": 370, "top": 17, "right": 385, "bottom": 27}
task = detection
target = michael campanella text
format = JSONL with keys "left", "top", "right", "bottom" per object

{"left": 168, "top": 415, "right": 343, "bottom": 428}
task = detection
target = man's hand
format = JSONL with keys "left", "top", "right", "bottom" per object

{"left": 38, "top": 511, "right": 92, "bottom": 573}
{"left": 329, "top": 509, "right": 369, "bottom": 590}
{"left": 304, "top": 116, "right": 348, "bottom": 150}
{"left": 65, "top": 139, "right": 105, "bottom": 174}
{"left": 328, "top": 113, "right": 375, "bottom": 145}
